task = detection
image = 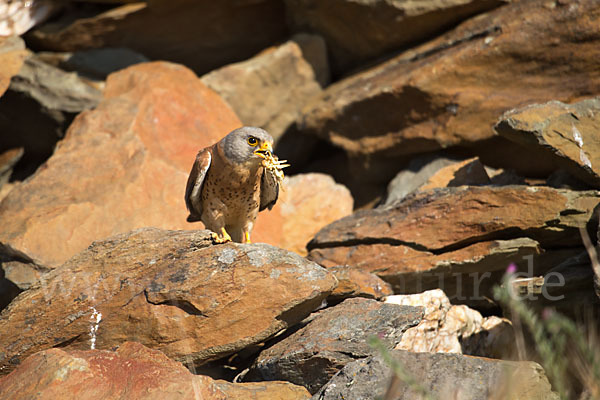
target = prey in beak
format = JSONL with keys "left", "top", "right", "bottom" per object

{"left": 253, "top": 141, "right": 273, "bottom": 159}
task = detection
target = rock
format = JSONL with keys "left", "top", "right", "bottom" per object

{"left": 26, "top": 0, "right": 288, "bottom": 75}
{"left": 328, "top": 266, "right": 393, "bottom": 303}
{"left": 314, "top": 350, "right": 558, "bottom": 400}
{"left": 247, "top": 297, "right": 422, "bottom": 394}
{"left": 284, "top": 0, "right": 505, "bottom": 74}
{"left": 0, "top": 36, "right": 27, "bottom": 97}
{"left": 0, "top": 228, "right": 337, "bottom": 376}
{"left": 495, "top": 98, "right": 600, "bottom": 188}
{"left": 387, "top": 289, "right": 515, "bottom": 358}
{"left": 0, "top": 342, "right": 311, "bottom": 400}
{"left": 276, "top": 173, "right": 353, "bottom": 256}
{"left": 0, "top": 0, "right": 58, "bottom": 36}
{"left": 202, "top": 34, "right": 329, "bottom": 141}
{"left": 0, "top": 148, "right": 23, "bottom": 188}
{"left": 0, "top": 61, "right": 241, "bottom": 270}
{"left": 419, "top": 157, "right": 490, "bottom": 191}
{"left": 295, "top": 0, "right": 600, "bottom": 178}
{"left": 37, "top": 47, "right": 150, "bottom": 81}
{"left": 384, "top": 156, "right": 489, "bottom": 205}
{"left": 0, "top": 54, "right": 102, "bottom": 179}
{"left": 308, "top": 186, "right": 600, "bottom": 307}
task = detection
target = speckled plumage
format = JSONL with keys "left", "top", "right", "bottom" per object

{"left": 185, "top": 127, "right": 280, "bottom": 243}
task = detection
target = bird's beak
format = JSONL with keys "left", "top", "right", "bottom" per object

{"left": 253, "top": 141, "right": 273, "bottom": 159}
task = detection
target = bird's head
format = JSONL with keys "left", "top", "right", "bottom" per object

{"left": 220, "top": 127, "right": 275, "bottom": 165}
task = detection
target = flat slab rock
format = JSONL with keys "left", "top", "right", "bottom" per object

{"left": 314, "top": 350, "right": 558, "bottom": 400}
{"left": 295, "top": 0, "right": 600, "bottom": 160}
{"left": 0, "top": 228, "right": 337, "bottom": 376}
{"left": 247, "top": 297, "right": 422, "bottom": 394}
{"left": 495, "top": 97, "right": 600, "bottom": 188}
{"left": 308, "top": 186, "right": 599, "bottom": 305}
{"left": 0, "top": 341, "right": 311, "bottom": 400}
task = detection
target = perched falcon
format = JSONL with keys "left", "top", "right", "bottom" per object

{"left": 185, "top": 127, "right": 283, "bottom": 244}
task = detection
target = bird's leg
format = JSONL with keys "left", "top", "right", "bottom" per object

{"left": 211, "top": 227, "right": 232, "bottom": 244}
{"left": 243, "top": 230, "right": 251, "bottom": 244}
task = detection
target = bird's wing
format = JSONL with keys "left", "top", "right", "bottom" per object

{"left": 259, "top": 167, "right": 280, "bottom": 211}
{"left": 185, "top": 148, "right": 212, "bottom": 222}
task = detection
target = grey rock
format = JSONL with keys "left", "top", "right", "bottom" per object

{"left": 0, "top": 55, "right": 101, "bottom": 179}
{"left": 383, "top": 156, "right": 456, "bottom": 205}
{"left": 247, "top": 297, "right": 422, "bottom": 394}
{"left": 314, "top": 351, "right": 559, "bottom": 400}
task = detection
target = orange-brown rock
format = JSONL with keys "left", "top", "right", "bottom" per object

{"left": 0, "top": 228, "right": 337, "bottom": 375}
{"left": 496, "top": 97, "right": 600, "bottom": 188}
{"left": 328, "top": 266, "right": 393, "bottom": 303}
{"left": 202, "top": 34, "right": 329, "bottom": 141}
{"left": 284, "top": 0, "right": 505, "bottom": 74}
{"left": 295, "top": 0, "right": 600, "bottom": 170}
{"left": 0, "top": 36, "right": 27, "bottom": 97}
{"left": 0, "top": 342, "right": 311, "bottom": 400}
{"left": 308, "top": 186, "right": 600, "bottom": 306}
{"left": 384, "top": 156, "right": 489, "bottom": 205}
{"left": 276, "top": 173, "right": 353, "bottom": 256}
{"left": 419, "top": 157, "right": 490, "bottom": 192}
{"left": 0, "top": 61, "right": 241, "bottom": 269}
{"left": 26, "top": 1, "right": 288, "bottom": 75}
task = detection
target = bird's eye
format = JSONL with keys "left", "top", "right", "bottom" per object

{"left": 247, "top": 136, "right": 258, "bottom": 146}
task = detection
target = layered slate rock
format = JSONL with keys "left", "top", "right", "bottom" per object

{"left": 0, "top": 54, "right": 102, "bottom": 179}
{"left": 284, "top": 0, "right": 505, "bottom": 74}
{"left": 202, "top": 34, "right": 329, "bottom": 141}
{"left": 0, "top": 342, "right": 311, "bottom": 400}
{"left": 295, "top": 0, "right": 600, "bottom": 165}
{"left": 0, "top": 228, "right": 337, "bottom": 375}
{"left": 495, "top": 98, "right": 600, "bottom": 188}
{"left": 308, "top": 186, "right": 600, "bottom": 306}
{"left": 328, "top": 266, "right": 393, "bottom": 303}
{"left": 314, "top": 351, "right": 558, "bottom": 400}
{"left": 0, "top": 61, "right": 241, "bottom": 270}
{"left": 26, "top": 0, "right": 288, "bottom": 75}
{"left": 247, "top": 297, "right": 422, "bottom": 394}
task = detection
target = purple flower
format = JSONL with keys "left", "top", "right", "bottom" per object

{"left": 506, "top": 263, "right": 517, "bottom": 275}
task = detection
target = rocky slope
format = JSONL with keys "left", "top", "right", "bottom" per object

{"left": 1, "top": 0, "right": 599, "bottom": 398}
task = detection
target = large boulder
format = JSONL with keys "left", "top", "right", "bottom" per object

{"left": 314, "top": 350, "right": 558, "bottom": 400}
{"left": 0, "top": 228, "right": 337, "bottom": 376}
{"left": 202, "top": 34, "right": 329, "bottom": 141}
{"left": 294, "top": 0, "right": 600, "bottom": 183}
{"left": 0, "top": 61, "right": 241, "bottom": 272}
{"left": 495, "top": 97, "right": 600, "bottom": 188}
{"left": 0, "top": 341, "right": 311, "bottom": 400}
{"left": 308, "top": 186, "right": 600, "bottom": 307}
{"left": 284, "top": 0, "right": 505, "bottom": 74}
{"left": 247, "top": 297, "right": 422, "bottom": 394}
{"left": 26, "top": 0, "right": 288, "bottom": 75}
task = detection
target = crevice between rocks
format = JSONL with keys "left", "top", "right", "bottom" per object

{"left": 308, "top": 226, "right": 587, "bottom": 256}
{"left": 143, "top": 290, "right": 207, "bottom": 317}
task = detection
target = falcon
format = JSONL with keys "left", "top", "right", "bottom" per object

{"left": 185, "top": 127, "right": 287, "bottom": 244}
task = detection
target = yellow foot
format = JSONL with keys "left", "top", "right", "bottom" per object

{"left": 243, "top": 231, "right": 252, "bottom": 244}
{"left": 211, "top": 228, "right": 232, "bottom": 244}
